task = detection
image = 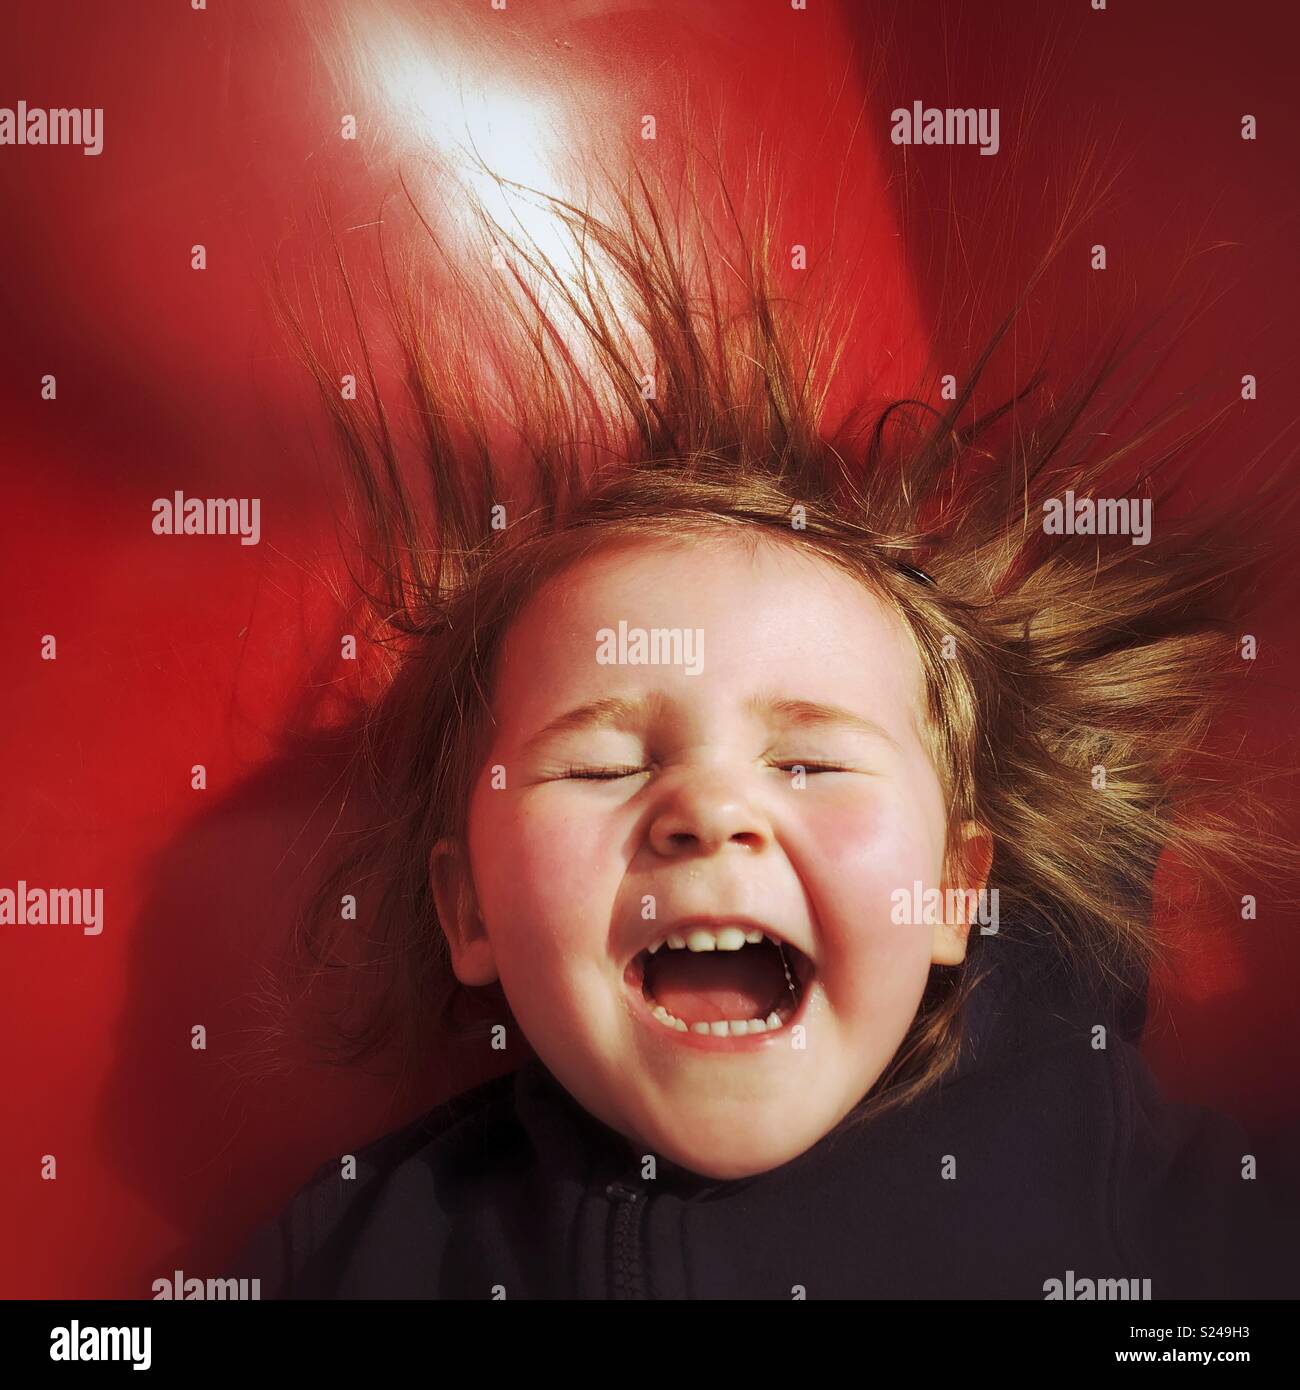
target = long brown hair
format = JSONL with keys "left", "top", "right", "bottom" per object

{"left": 265, "top": 135, "right": 1298, "bottom": 1125}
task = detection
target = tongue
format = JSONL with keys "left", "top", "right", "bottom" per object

{"left": 646, "top": 946, "right": 789, "bottom": 1025}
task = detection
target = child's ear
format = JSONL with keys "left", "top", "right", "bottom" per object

{"left": 430, "top": 838, "right": 498, "bottom": 987}
{"left": 930, "top": 820, "right": 995, "bottom": 967}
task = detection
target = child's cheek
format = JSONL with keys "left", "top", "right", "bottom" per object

{"left": 797, "top": 783, "right": 945, "bottom": 1004}
{"left": 469, "top": 788, "right": 617, "bottom": 969}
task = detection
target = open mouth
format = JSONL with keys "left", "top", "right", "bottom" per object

{"left": 623, "top": 930, "right": 816, "bottom": 1038}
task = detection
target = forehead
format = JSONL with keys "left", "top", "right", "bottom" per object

{"left": 490, "top": 531, "right": 927, "bottom": 736}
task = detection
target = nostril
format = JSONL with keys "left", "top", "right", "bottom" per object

{"left": 661, "top": 830, "right": 763, "bottom": 852}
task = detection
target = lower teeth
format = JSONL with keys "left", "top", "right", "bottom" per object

{"left": 643, "top": 989, "right": 797, "bottom": 1036}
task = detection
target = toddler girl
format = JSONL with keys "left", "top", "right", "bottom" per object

{"left": 232, "top": 155, "right": 1298, "bottom": 1299}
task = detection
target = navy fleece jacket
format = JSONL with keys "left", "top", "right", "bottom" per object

{"left": 230, "top": 927, "right": 1298, "bottom": 1298}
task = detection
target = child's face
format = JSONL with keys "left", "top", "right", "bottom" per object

{"left": 435, "top": 531, "right": 985, "bottom": 1180}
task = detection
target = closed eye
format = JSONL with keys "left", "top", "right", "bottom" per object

{"left": 770, "top": 761, "right": 852, "bottom": 774}
{"left": 559, "top": 765, "right": 649, "bottom": 781}
{"left": 557, "top": 761, "right": 854, "bottom": 780}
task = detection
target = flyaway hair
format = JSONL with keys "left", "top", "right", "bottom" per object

{"left": 266, "top": 134, "right": 1299, "bottom": 1123}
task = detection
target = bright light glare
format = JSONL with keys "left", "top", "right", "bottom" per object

{"left": 361, "top": 16, "right": 646, "bottom": 411}
{"left": 378, "top": 40, "right": 586, "bottom": 293}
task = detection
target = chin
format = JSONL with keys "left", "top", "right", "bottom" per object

{"left": 637, "top": 1099, "right": 835, "bottom": 1182}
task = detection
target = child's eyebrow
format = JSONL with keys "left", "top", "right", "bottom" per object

{"left": 522, "top": 692, "right": 899, "bottom": 752}
{"left": 755, "top": 696, "right": 901, "bottom": 750}
{"left": 523, "top": 694, "right": 658, "bottom": 753}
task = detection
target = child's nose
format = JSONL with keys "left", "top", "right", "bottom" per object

{"left": 646, "top": 779, "right": 772, "bottom": 858}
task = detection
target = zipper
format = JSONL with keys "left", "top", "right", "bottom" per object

{"left": 605, "top": 1174, "right": 648, "bottom": 1299}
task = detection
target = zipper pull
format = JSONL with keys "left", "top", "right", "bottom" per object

{"left": 605, "top": 1178, "right": 644, "bottom": 1203}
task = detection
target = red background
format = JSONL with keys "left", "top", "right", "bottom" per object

{"left": 2, "top": 0, "right": 1297, "bottom": 1297}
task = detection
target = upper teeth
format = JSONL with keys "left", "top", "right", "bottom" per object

{"left": 648, "top": 926, "right": 772, "bottom": 954}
